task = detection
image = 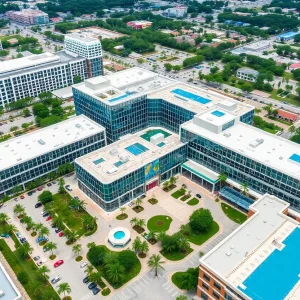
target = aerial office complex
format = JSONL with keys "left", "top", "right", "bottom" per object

{"left": 0, "top": 33, "right": 102, "bottom": 107}
{"left": 0, "top": 116, "right": 105, "bottom": 196}
{"left": 6, "top": 9, "right": 49, "bottom": 25}
{"left": 198, "top": 194, "right": 300, "bottom": 300}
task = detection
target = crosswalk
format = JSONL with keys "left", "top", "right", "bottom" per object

{"left": 78, "top": 291, "right": 93, "bottom": 300}
{"left": 162, "top": 280, "right": 180, "bottom": 299}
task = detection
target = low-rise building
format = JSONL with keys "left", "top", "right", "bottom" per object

{"left": 276, "top": 31, "right": 299, "bottom": 42}
{"left": 6, "top": 9, "right": 49, "bottom": 25}
{"left": 0, "top": 115, "right": 106, "bottom": 196}
{"left": 0, "top": 263, "right": 22, "bottom": 300}
{"left": 236, "top": 67, "right": 258, "bottom": 82}
{"left": 197, "top": 193, "right": 300, "bottom": 300}
{"left": 127, "top": 20, "right": 152, "bottom": 30}
{"left": 277, "top": 108, "right": 298, "bottom": 122}
{"left": 243, "top": 40, "right": 271, "bottom": 52}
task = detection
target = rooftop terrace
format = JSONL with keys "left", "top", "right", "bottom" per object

{"left": 75, "top": 127, "right": 184, "bottom": 183}
{"left": 182, "top": 117, "right": 300, "bottom": 181}
{"left": 200, "top": 194, "right": 299, "bottom": 300}
{"left": 0, "top": 115, "right": 105, "bottom": 171}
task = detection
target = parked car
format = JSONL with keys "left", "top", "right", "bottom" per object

{"left": 80, "top": 261, "right": 88, "bottom": 268}
{"left": 92, "top": 287, "right": 100, "bottom": 295}
{"left": 51, "top": 223, "right": 56, "bottom": 228}
{"left": 37, "top": 187, "right": 43, "bottom": 191}
{"left": 65, "top": 185, "right": 72, "bottom": 191}
{"left": 41, "top": 210, "right": 47, "bottom": 215}
{"left": 47, "top": 183, "right": 52, "bottom": 187}
{"left": 46, "top": 216, "right": 52, "bottom": 221}
{"left": 140, "top": 195, "right": 146, "bottom": 199}
{"left": 0, "top": 204, "right": 3, "bottom": 209}
{"left": 196, "top": 193, "right": 202, "bottom": 199}
{"left": 83, "top": 276, "right": 90, "bottom": 284}
{"left": 54, "top": 260, "right": 64, "bottom": 268}
{"left": 14, "top": 198, "right": 18, "bottom": 202}
{"left": 51, "top": 275, "right": 62, "bottom": 284}
{"left": 88, "top": 282, "right": 97, "bottom": 290}
{"left": 35, "top": 202, "right": 42, "bottom": 208}
{"left": 16, "top": 232, "right": 22, "bottom": 238}
{"left": 33, "top": 256, "right": 40, "bottom": 261}
{"left": 43, "top": 246, "right": 50, "bottom": 252}
{"left": 55, "top": 228, "right": 61, "bottom": 233}
{"left": 27, "top": 191, "right": 33, "bottom": 196}
{"left": 36, "top": 236, "right": 48, "bottom": 243}
{"left": 20, "top": 195, "right": 25, "bottom": 199}
{"left": 20, "top": 238, "right": 27, "bottom": 244}
{"left": 58, "top": 232, "right": 64, "bottom": 237}
{"left": 42, "top": 212, "right": 49, "bottom": 218}
{"left": 1, "top": 233, "right": 10, "bottom": 238}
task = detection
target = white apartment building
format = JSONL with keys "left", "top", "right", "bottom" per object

{"left": 236, "top": 67, "right": 259, "bottom": 82}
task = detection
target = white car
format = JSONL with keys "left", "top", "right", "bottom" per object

{"left": 80, "top": 261, "right": 88, "bottom": 268}
{"left": 51, "top": 275, "right": 62, "bottom": 284}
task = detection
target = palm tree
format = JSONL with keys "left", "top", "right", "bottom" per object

{"left": 87, "top": 242, "right": 96, "bottom": 249}
{"left": 78, "top": 200, "right": 86, "bottom": 211}
{"left": 11, "top": 185, "right": 23, "bottom": 195}
{"left": 130, "top": 217, "right": 138, "bottom": 227}
{"left": 57, "top": 178, "right": 65, "bottom": 194}
{"left": 157, "top": 231, "right": 167, "bottom": 242}
{"left": 57, "top": 282, "right": 71, "bottom": 297}
{"left": 72, "top": 244, "right": 82, "bottom": 257}
{"left": 136, "top": 218, "right": 146, "bottom": 230}
{"left": 177, "top": 237, "right": 190, "bottom": 254}
{"left": 103, "top": 252, "right": 118, "bottom": 265}
{"left": 39, "top": 226, "right": 49, "bottom": 238}
{"left": 38, "top": 265, "right": 50, "bottom": 282}
{"left": 240, "top": 182, "right": 249, "bottom": 196}
{"left": 148, "top": 254, "right": 165, "bottom": 277}
{"left": 0, "top": 213, "right": 10, "bottom": 224}
{"left": 34, "top": 223, "right": 43, "bottom": 235}
{"left": 52, "top": 215, "right": 64, "bottom": 229}
{"left": 132, "top": 236, "right": 142, "bottom": 253}
{"left": 47, "top": 242, "right": 57, "bottom": 256}
{"left": 66, "top": 230, "right": 76, "bottom": 243}
{"left": 120, "top": 206, "right": 126, "bottom": 216}
{"left": 148, "top": 230, "right": 157, "bottom": 243}
{"left": 181, "top": 273, "right": 195, "bottom": 291}
{"left": 85, "top": 265, "right": 94, "bottom": 277}
{"left": 140, "top": 241, "right": 149, "bottom": 256}
{"left": 89, "top": 272, "right": 103, "bottom": 285}
{"left": 22, "top": 216, "right": 33, "bottom": 229}
{"left": 5, "top": 224, "right": 17, "bottom": 235}
{"left": 289, "top": 125, "right": 296, "bottom": 133}
{"left": 163, "top": 180, "right": 169, "bottom": 190}
{"left": 20, "top": 242, "right": 33, "bottom": 259}
{"left": 13, "top": 204, "right": 25, "bottom": 216}
{"left": 106, "top": 263, "right": 125, "bottom": 284}
{"left": 30, "top": 281, "right": 41, "bottom": 297}
{"left": 135, "top": 198, "right": 142, "bottom": 208}
{"left": 218, "top": 173, "right": 227, "bottom": 188}
{"left": 169, "top": 176, "right": 177, "bottom": 186}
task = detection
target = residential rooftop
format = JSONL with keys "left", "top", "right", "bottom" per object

{"left": 0, "top": 51, "right": 84, "bottom": 79}
{"left": 65, "top": 33, "right": 100, "bottom": 43}
{"left": 237, "top": 67, "right": 259, "bottom": 75}
{"left": 0, "top": 115, "right": 105, "bottom": 171}
{"left": 182, "top": 116, "right": 300, "bottom": 181}
{"left": 200, "top": 194, "right": 300, "bottom": 300}
{"left": 75, "top": 127, "right": 184, "bottom": 183}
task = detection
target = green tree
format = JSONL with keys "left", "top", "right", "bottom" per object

{"left": 39, "top": 226, "right": 50, "bottom": 238}
{"left": 38, "top": 265, "right": 50, "bottom": 282}
{"left": 240, "top": 182, "right": 249, "bottom": 195}
{"left": 0, "top": 213, "right": 10, "bottom": 224}
{"left": 57, "top": 177, "right": 65, "bottom": 194}
{"left": 148, "top": 254, "right": 165, "bottom": 277}
{"left": 120, "top": 206, "right": 126, "bottom": 216}
{"left": 135, "top": 198, "right": 142, "bottom": 208}
{"left": 72, "top": 243, "right": 82, "bottom": 257}
{"left": 5, "top": 224, "right": 17, "bottom": 235}
{"left": 140, "top": 240, "right": 149, "bottom": 256}
{"left": 132, "top": 236, "right": 142, "bottom": 253}
{"left": 89, "top": 272, "right": 103, "bottom": 285}
{"left": 218, "top": 173, "right": 227, "bottom": 187}
{"left": 38, "top": 190, "right": 53, "bottom": 204}
{"left": 87, "top": 242, "right": 96, "bottom": 249}
{"left": 57, "top": 282, "right": 71, "bottom": 297}
{"left": 164, "top": 63, "right": 173, "bottom": 71}
{"left": 23, "top": 108, "right": 31, "bottom": 117}
{"left": 176, "top": 296, "right": 188, "bottom": 300}
{"left": 189, "top": 208, "right": 213, "bottom": 233}
{"left": 19, "top": 242, "right": 33, "bottom": 259}
{"left": 13, "top": 204, "right": 25, "bottom": 216}
{"left": 106, "top": 263, "right": 125, "bottom": 284}
{"left": 85, "top": 264, "right": 94, "bottom": 277}
{"left": 47, "top": 242, "right": 57, "bottom": 256}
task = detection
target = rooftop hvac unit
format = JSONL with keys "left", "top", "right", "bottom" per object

{"left": 119, "top": 154, "right": 129, "bottom": 163}
{"left": 249, "top": 138, "right": 264, "bottom": 148}
{"left": 0, "top": 290, "right": 4, "bottom": 298}
{"left": 109, "top": 149, "right": 118, "bottom": 156}
{"left": 38, "top": 139, "right": 45, "bottom": 145}
{"left": 150, "top": 133, "right": 164, "bottom": 145}
{"left": 223, "top": 132, "right": 231, "bottom": 138}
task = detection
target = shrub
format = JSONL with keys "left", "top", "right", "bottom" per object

{"left": 118, "top": 250, "right": 139, "bottom": 271}
{"left": 38, "top": 190, "right": 53, "bottom": 204}
{"left": 87, "top": 246, "right": 107, "bottom": 266}
{"left": 189, "top": 208, "right": 213, "bottom": 233}
{"left": 101, "top": 288, "right": 111, "bottom": 296}
{"left": 17, "top": 271, "right": 29, "bottom": 284}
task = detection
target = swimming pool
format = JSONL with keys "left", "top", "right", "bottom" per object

{"left": 109, "top": 91, "right": 135, "bottom": 103}
{"left": 172, "top": 88, "right": 212, "bottom": 105}
{"left": 289, "top": 153, "right": 300, "bottom": 163}
{"left": 114, "top": 231, "right": 125, "bottom": 239}
{"left": 93, "top": 158, "right": 105, "bottom": 165}
{"left": 238, "top": 227, "right": 300, "bottom": 300}
{"left": 211, "top": 110, "right": 225, "bottom": 117}
{"left": 125, "top": 143, "right": 149, "bottom": 156}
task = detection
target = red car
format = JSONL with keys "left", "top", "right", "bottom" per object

{"left": 58, "top": 232, "right": 64, "bottom": 237}
{"left": 54, "top": 260, "right": 64, "bottom": 268}
{"left": 20, "top": 195, "right": 25, "bottom": 199}
{"left": 46, "top": 216, "right": 52, "bottom": 221}
{"left": 37, "top": 187, "right": 43, "bottom": 191}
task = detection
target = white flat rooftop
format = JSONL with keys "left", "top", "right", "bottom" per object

{"left": 75, "top": 127, "right": 184, "bottom": 183}
{"left": 0, "top": 52, "right": 59, "bottom": 75}
{"left": 65, "top": 33, "right": 100, "bottom": 43}
{"left": 73, "top": 67, "right": 174, "bottom": 105}
{"left": 0, "top": 263, "right": 21, "bottom": 300}
{"left": 182, "top": 119, "right": 300, "bottom": 181}
{"left": 0, "top": 116, "right": 105, "bottom": 171}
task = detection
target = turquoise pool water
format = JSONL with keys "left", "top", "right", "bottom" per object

{"left": 211, "top": 110, "right": 225, "bottom": 117}
{"left": 93, "top": 158, "right": 105, "bottom": 165}
{"left": 109, "top": 91, "right": 135, "bottom": 103}
{"left": 289, "top": 153, "right": 300, "bottom": 163}
{"left": 114, "top": 231, "right": 125, "bottom": 239}
{"left": 125, "top": 143, "right": 149, "bottom": 156}
{"left": 239, "top": 227, "right": 300, "bottom": 300}
{"left": 172, "top": 88, "right": 212, "bottom": 104}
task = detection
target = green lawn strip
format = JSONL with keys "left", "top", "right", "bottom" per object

{"left": 270, "top": 90, "right": 300, "bottom": 107}
{"left": 268, "top": 116, "right": 292, "bottom": 126}
{"left": 171, "top": 271, "right": 184, "bottom": 289}
{"left": 187, "top": 198, "right": 199, "bottom": 206}
{"left": 171, "top": 189, "right": 186, "bottom": 199}
{"left": 160, "top": 247, "right": 193, "bottom": 261}
{"left": 187, "top": 221, "right": 219, "bottom": 245}
{"left": 180, "top": 195, "right": 191, "bottom": 201}
{"left": 0, "top": 240, "right": 59, "bottom": 300}
{"left": 88, "top": 246, "right": 141, "bottom": 289}
{"left": 147, "top": 215, "right": 173, "bottom": 232}
{"left": 0, "top": 225, "right": 21, "bottom": 249}
{"left": 221, "top": 203, "right": 247, "bottom": 224}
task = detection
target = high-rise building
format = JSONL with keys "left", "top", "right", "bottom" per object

{"left": 0, "top": 115, "right": 106, "bottom": 196}
{"left": 0, "top": 34, "right": 102, "bottom": 107}
{"left": 197, "top": 193, "right": 300, "bottom": 300}
{"left": 6, "top": 9, "right": 49, "bottom": 25}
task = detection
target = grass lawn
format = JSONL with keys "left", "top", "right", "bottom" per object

{"left": 160, "top": 247, "right": 193, "bottom": 261}
{"left": 187, "top": 221, "right": 219, "bottom": 245}
{"left": 46, "top": 193, "right": 96, "bottom": 237}
{"left": 147, "top": 215, "right": 173, "bottom": 232}
{"left": 187, "top": 198, "right": 199, "bottom": 206}
{"left": 270, "top": 90, "right": 300, "bottom": 107}
{"left": 221, "top": 203, "right": 247, "bottom": 224}
{"left": 0, "top": 240, "right": 59, "bottom": 300}
{"left": 171, "top": 189, "right": 186, "bottom": 199}
{"left": 268, "top": 116, "right": 292, "bottom": 126}
{"left": 87, "top": 245, "right": 141, "bottom": 289}
{"left": 180, "top": 194, "right": 191, "bottom": 201}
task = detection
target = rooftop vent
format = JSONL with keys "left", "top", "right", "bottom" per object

{"left": 249, "top": 138, "right": 264, "bottom": 148}
{"left": 75, "top": 123, "right": 82, "bottom": 129}
{"left": 109, "top": 149, "right": 119, "bottom": 156}
{"left": 223, "top": 132, "right": 231, "bottom": 138}
{"left": 38, "top": 139, "right": 45, "bottom": 145}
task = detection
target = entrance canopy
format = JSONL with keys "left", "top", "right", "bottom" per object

{"left": 219, "top": 186, "right": 254, "bottom": 210}
{"left": 182, "top": 160, "right": 219, "bottom": 184}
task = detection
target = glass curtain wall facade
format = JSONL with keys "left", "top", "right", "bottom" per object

{"left": 0, "top": 132, "right": 105, "bottom": 196}
{"left": 181, "top": 129, "right": 300, "bottom": 211}
{"left": 75, "top": 145, "right": 187, "bottom": 211}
